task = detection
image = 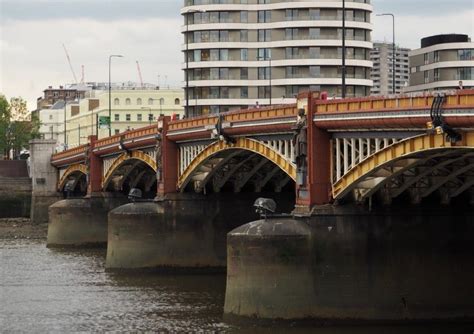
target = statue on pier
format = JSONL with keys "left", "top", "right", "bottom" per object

{"left": 293, "top": 108, "right": 308, "bottom": 175}
{"left": 155, "top": 138, "right": 162, "bottom": 182}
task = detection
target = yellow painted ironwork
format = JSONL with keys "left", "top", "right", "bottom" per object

{"left": 333, "top": 131, "right": 474, "bottom": 199}
{"left": 57, "top": 163, "right": 88, "bottom": 191}
{"left": 177, "top": 137, "right": 296, "bottom": 190}
{"left": 101, "top": 151, "right": 157, "bottom": 188}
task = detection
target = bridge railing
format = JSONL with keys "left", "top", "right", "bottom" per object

{"left": 93, "top": 125, "right": 159, "bottom": 150}
{"left": 168, "top": 104, "right": 297, "bottom": 132}
{"left": 51, "top": 144, "right": 89, "bottom": 166}
{"left": 314, "top": 89, "right": 474, "bottom": 114}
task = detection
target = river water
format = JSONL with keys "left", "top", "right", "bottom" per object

{"left": 1, "top": 239, "right": 472, "bottom": 333}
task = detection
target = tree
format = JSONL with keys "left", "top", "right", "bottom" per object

{"left": 0, "top": 95, "right": 11, "bottom": 158}
{"left": 0, "top": 95, "right": 41, "bottom": 159}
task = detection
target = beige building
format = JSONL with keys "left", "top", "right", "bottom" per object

{"left": 406, "top": 34, "right": 474, "bottom": 93}
{"left": 182, "top": 0, "right": 373, "bottom": 116}
{"left": 58, "top": 87, "right": 183, "bottom": 148}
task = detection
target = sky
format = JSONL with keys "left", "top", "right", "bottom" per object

{"left": 0, "top": 0, "right": 473, "bottom": 111}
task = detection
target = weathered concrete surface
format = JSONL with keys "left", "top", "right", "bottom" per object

{"left": 47, "top": 193, "right": 126, "bottom": 248}
{"left": 224, "top": 219, "right": 314, "bottom": 319}
{"left": 29, "top": 139, "right": 61, "bottom": 224}
{"left": 224, "top": 206, "right": 474, "bottom": 322}
{"left": 0, "top": 176, "right": 31, "bottom": 218}
{"left": 106, "top": 193, "right": 270, "bottom": 270}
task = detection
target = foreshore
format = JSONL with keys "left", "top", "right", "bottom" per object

{"left": 0, "top": 218, "right": 47, "bottom": 240}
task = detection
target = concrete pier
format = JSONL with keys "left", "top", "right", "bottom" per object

{"left": 29, "top": 139, "right": 62, "bottom": 224}
{"left": 224, "top": 206, "right": 474, "bottom": 322}
{"left": 47, "top": 193, "right": 126, "bottom": 248}
{"left": 105, "top": 194, "right": 275, "bottom": 271}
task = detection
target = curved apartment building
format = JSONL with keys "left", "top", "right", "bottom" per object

{"left": 182, "top": 0, "right": 373, "bottom": 116}
{"left": 406, "top": 34, "right": 474, "bottom": 93}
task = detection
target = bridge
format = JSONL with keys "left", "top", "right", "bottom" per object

{"left": 28, "top": 89, "right": 474, "bottom": 322}
{"left": 50, "top": 89, "right": 474, "bottom": 209}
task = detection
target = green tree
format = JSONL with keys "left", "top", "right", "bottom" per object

{"left": 0, "top": 95, "right": 11, "bottom": 158}
{"left": 0, "top": 95, "right": 41, "bottom": 159}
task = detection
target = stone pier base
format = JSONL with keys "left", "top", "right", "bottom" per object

{"left": 106, "top": 194, "right": 261, "bottom": 271}
{"left": 47, "top": 193, "right": 126, "bottom": 248}
{"left": 224, "top": 206, "right": 474, "bottom": 322}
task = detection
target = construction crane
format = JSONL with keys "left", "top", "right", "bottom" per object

{"left": 80, "top": 65, "right": 85, "bottom": 84}
{"left": 62, "top": 43, "right": 78, "bottom": 84}
{"left": 136, "top": 61, "right": 144, "bottom": 88}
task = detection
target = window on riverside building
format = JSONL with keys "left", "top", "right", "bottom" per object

{"left": 114, "top": 98, "right": 120, "bottom": 105}
{"left": 114, "top": 114, "right": 119, "bottom": 121}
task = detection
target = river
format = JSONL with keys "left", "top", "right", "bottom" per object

{"left": 1, "top": 239, "right": 472, "bottom": 333}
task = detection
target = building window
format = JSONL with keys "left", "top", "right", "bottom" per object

{"left": 115, "top": 129, "right": 120, "bottom": 135}
{"left": 114, "top": 114, "right": 119, "bottom": 121}
{"left": 241, "top": 68, "right": 248, "bottom": 80}
{"left": 126, "top": 114, "right": 131, "bottom": 121}
{"left": 114, "top": 98, "right": 120, "bottom": 105}
{"left": 434, "top": 69, "right": 439, "bottom": 82}
{"left": 241, "top": 87, "right": 248, "bottom": 98}
{"left": 175, "top": 98, "right": 180, "bottom": 105}
{"left": 137, "top": 114, "right": 142, "bottom": 121}
{"left": 49, "top": 114, "right": 53, "bottom": 120}
{"left": 125, "top": 98, "right": 131, "bottom": 105}
{"left": 424, "top": 71, "right": 429, "bottom": 84}
{"left": 137, "top": 98, "right": 142, "bottom": 105}
{"left": 148, "top": 98, "right": 154, "bottom": 105}
{"left": 159, "top": 98, "right": 165, "bottom": 105}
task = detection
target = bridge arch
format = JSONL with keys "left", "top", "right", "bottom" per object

{"left": 58, "top": 163, "right": 88, "bottom": 194}
{"left": 102, "top": 151, "right": 157, "bottom": 197}
{"left": 333, "top": 132, "right": 474, "bottom": 204}
{"left": 178, "top": 137, "right": 296, "bottom": 193}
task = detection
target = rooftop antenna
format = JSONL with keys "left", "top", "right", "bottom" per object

{"left": 62, "top": 43, "right": 78, "bottom": 84}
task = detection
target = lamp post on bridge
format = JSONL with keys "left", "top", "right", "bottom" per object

{"left": 377, "top": 13, "right": 396, "bottom": 94}
{"left": 183, "top": 8, "right": 206, "bottom": 118}
{"left": 257, "top": 55, "right": 272, "bottom": 106}
{"left": 108, "top": 54, "right": 124, "bottom": 137}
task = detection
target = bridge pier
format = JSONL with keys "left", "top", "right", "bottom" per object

{"left": 47, "top": 192, "right": 126, "bottom": 248}
{"left": 224, "top": 205, "right": 474, "bottom": 322}
{"left": 29, "top": 139, "right": 62, "bottom": 224}
{"left": 105, "top": 193, "right": 291, "bottom": 271}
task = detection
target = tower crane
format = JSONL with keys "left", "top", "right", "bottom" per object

{"left": 136, "top": 61, "right": 144, "bottom": 88}
{"left": 62, "top": 43, "right": 78, "bottom": 84}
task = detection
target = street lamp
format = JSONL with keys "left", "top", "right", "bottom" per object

{"left": 341, "top": 0, "right": 346, "bottom": 98}
{"left": 377, "top": 13, "right": 396, "bottom": 94}
{"left": 141, "top": 107, "right": 153, "bottom": 125}
{"left": 257, "top": 55, "right": 272, "bottom": 105}
{"left": 183, "top": 8, "right": 206, "bottom": 118}
{"left": 109, "top": 54, "right": 123, "bottom": 136}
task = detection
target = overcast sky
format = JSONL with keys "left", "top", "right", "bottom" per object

{"left": 1, "top": 0, "right": 473, "bottom": 110}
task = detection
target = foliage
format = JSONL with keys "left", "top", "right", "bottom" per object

{"left": 0, "top": 95, "right": 41, "bottom": 159}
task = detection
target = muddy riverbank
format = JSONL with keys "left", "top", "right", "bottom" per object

{"left": 0, "top": 218, "right": 47, "bottom": 240}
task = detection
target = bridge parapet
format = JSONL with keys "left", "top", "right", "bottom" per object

{"left": 51, "top": 144, "right": 89, "bottom": 167}
{"left": 314, "top": 89, "right": 474, "bottom": 114}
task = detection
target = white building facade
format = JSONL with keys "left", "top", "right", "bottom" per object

{"left": 182, "top": 0, "right": 373, "bottom": 116}
{"left": 39, "top": 84, "right": 183, "bottom": 149}
{"left": 406, "top": 34, "right": 474, "bottom": 93}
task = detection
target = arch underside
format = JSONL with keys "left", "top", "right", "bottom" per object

{"left": 58, "top": 164, "right": 88, "bottom": 193}
{"left": 338, "top": 147, "right": 474, "bottom": 204}
{"left": 178, "top": 137, "right": 296, "bottom": 193}
{"left": 181, "top": 149, "right": 294, "bottom": 194}
{"left": 103, "top": 156, "right": 157, "bottom": 196}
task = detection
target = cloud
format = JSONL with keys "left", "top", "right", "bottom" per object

{"left": 372, "top": 10, "right": 474, "bottom": 49}
{"left": 372, "top": 0, "right": 474, "bottom": 16}
{"left": 0, "top": 16, "right": 183, "bottom": 110}
{"left": 1, "top": 0, "right": 181, "bottom": 21}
